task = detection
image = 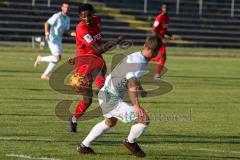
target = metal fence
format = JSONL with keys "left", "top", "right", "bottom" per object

{"left": 144, "top": 0, "right": 237, "bottom": 17}
{"left": 31, "top": 0, "right": 237, "bottom": 17}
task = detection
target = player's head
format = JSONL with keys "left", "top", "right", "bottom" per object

{"left": 61, "top": 1, "right": 70, "bottom": 16}
{"left": 78, "top": 3, "right": 95, "bottom": 26}
{"left": 142, "top": 36, "right": 162, "bottom": 60}
{"left": 161, "top": 3, "right": 168, "bottom": 14}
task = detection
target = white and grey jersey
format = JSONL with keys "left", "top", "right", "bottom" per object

{"left": 99, "top": 51, "right": 148, "bottom": 113}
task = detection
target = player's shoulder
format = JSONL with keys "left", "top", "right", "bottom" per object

{"left": 93, "top": 16, "right": 101, "bottom": 24}
{"left": 77, "top": 22, "right": 88, "bottom": 30}
{"left": 156, "top": 12, "right": 165, "bottom": 19}
{"left": 52, "top": 12, "right": 62, "bottom": 18}
{"left": 127, "top": 51, "right": 146, "bottom": 63}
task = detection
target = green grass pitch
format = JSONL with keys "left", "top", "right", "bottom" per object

{"left": 0, "top": 44, "right": 240, "bottom": 160}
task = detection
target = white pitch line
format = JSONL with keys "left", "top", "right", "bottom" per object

{"left": 0, "top": 137, "right": 55, "bottom": 142}
{"left": 6, "top": 153, "right": 61, "bottom": 160}
{"left": 193, "top": 148, "right": 240, "bottom": 155}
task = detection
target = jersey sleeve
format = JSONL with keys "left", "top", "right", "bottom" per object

{"left": 76, "top": 25, "right": 95, "bottom": 47}
{"left": 126, "top": 70, "right": 147, "bottom": 80}
{"left": 152, "top": 15, "right": 162, "bottom": 28}
{"left": 47, "top": 13, "right": 59, "bottom": 26}
{"left": 95, "top": 16, "right": 101, "bottom": 25}
{"left": 93, "top": 16, "right": 101, "bottom": 27}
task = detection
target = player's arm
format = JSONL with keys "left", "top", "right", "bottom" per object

{"left": 44, "top": 21, "right": 50, "bottom": 41}
{"left": 128, "top": 78, "right": 147, "bottom": 121}
{"left": 152, "top": 17, "right": 163, "bottom": 39}
{"left": 166, "top": 31, "right": 175, "bottom": 40}
{"left": 91, "top": 35, "right": 123, "bottom": 55}
{"left": 152, "top": 16, "right": 174, "bottom": 40}
{"left": 66, "top": 30, "right": 76, "bottom": 37}
{"left": 137, "top": 80, "right": 147, "bottom": 97}
{"left": 65, "top": 19, "right": 76, "bottom": 37}
{"left": 45, "top": 13, "right": 58, "bottom": 41}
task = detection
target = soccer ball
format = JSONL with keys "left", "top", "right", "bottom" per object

{"left": 69, "top": 73, "right": 89, "bottom": 92}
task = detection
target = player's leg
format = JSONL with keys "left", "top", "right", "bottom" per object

{"left": 34, "top": 41, "right": 60, "bottom": 66}
{"left": 77, "top": 117, "right": 118, "bottom": 154}
{"left": 154, "top": 42, "right": 167, "bottom": 80}
{"left": 112, "top": 102, "right": 149, "bottom": 157}
{"left": 41, "top": 54, "right": 61, "bottom": 80}
{"left": 154, "top": 53, "right": 166, "bottom": 80}
{"left": 94, "top": 64, "right": 106, "bottom": 94}
{"left": 34, "top": 41, "right": 62, "bottom": 80}
{"left": 77, "top": 90, "right": 119, "bottom": 154}
{"left": 79, "top": 99, "right": 148, "bottom": 156}
{"left": 70, "top": 85, "right": 93, "bottom": 132}
{"left": 41, "top": 41, "right": 62, "bottom": 80}
{"left": 124, "top": 114, "right": 149, "bottom": 157}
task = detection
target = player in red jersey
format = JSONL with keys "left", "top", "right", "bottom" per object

{"left": 151, "top": 3, "right": 175, "bottom": 80}
{"left": 69, "top": 4, "right": 122, "bottom": 132}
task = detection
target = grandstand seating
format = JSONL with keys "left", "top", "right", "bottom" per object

{"left": 0, "top": 0, "right": 240, "bottom": 48}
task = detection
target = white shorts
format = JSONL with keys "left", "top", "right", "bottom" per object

{"left": 48, "top": 41, "right": 62, "bottom": 56}
{"left": 102, "top": 101, "right": 137, "bottom": 123}
{"left": 98, "top": 88, "right": 137, "bottom": 123}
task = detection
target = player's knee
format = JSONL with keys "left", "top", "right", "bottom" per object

{"left": 84, "top": 98, "right": 92, "bottom": 106}
{"left": 54, "top": 55, "right": 61, "bottom": 62}
{"left": 138, "top": 120, "right": 150, "bottom": 126}
{"left": 138, "top": 120, "right": 150, "bottom": 125}
{"left": 136, "top": 113, "right": 150, "bottom": 125}
{"left": 105, "top": 118, "right": 118, "bottom": 127}
{"left": 57, "top": 57, "right": 61, "bottom": 62}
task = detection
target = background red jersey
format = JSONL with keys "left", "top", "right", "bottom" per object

{"left": 76, "top": 16, "right": 102, "bottom": 57}
{"left": 152, "top": 13, "right": 170, "bottom": 37}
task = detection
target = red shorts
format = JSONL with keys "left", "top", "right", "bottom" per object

{"left": 151, "top": 42, "right": 167, "bottom": 62}
{"left": 74, "top": 55, "right": 106, "bottom": 84}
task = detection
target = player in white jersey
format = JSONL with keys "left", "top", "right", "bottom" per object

{"left": 34, "top": 1, "right": 75, "bottom": 80}
{"left": 77, "top": 36, "right": 162, "bottom": 157}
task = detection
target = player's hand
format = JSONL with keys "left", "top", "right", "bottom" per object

{"left": 45, "top": 35, "right": 49, "bottom": 41}
{"left": 162, "top": 38, "right": 167, "bottom": 44}
{"left": 138, "top": 86, "right": 147, "bottom": 97}
{"left": 140, "top": 89, "right": 147, "bottom": 98}
{"left": 70, "top": 32, "right": 76, "bottom": 37}
{"left": 134, "top": 106, "right": 148, "bottom": 123}
{"left": 68, "top": 58, "right": 75, "bottom": 65}
{"left": 170, "top": 35, "right": 175, "bottom": 40}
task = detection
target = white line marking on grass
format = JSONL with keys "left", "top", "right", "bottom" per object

{"left": 193, "top": 148, "right": 240, "bottom": 155}
{"left": 6, "top": 153, "right": 61, "bottom": 160}
{"left": 0, "top": 137, "right": 55, "bottom": 142}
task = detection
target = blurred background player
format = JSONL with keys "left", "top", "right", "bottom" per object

{"left": 151, "top": 3, "right": 175, "bottom": 80}
{"left": 69, "top": 4, "right": 122, "bottom": 132}
{"left": 76, "top": 36, "right": 162, "bottom": 157}
{"left": 34, "top": 1, "right": 75, "bottom": 80}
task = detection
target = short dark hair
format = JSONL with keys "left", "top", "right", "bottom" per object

{"left": 144, "top": 36, "right": 162, "bottom": 51}
{"left": 62, "top": 1, "right": 70, "bottom": 5}
{"left": 78, "top": 3, "right": 94, "bottom": 14}
{"left": 162, "top": 3, "right": 168, "bottom": 6}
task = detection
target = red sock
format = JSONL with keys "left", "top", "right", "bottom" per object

{"left": 156, "top": 58, "right": 165, "bottom": 75}
{"left": 74, "top": 101, "right": 88, "bottom": 119}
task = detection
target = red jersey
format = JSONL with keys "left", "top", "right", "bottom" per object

{"left": 76, "top": 16, "right": 102, "bottom": 57}
{"left": 152, "top": 13, "right": 170, "bottom": 37}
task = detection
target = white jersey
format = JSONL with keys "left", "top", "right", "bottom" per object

{"left": 99, "top": 51, "right": 148, "bottom": 114}
{"left": 47, "top": 12, "right": 70, "bottom": 43}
